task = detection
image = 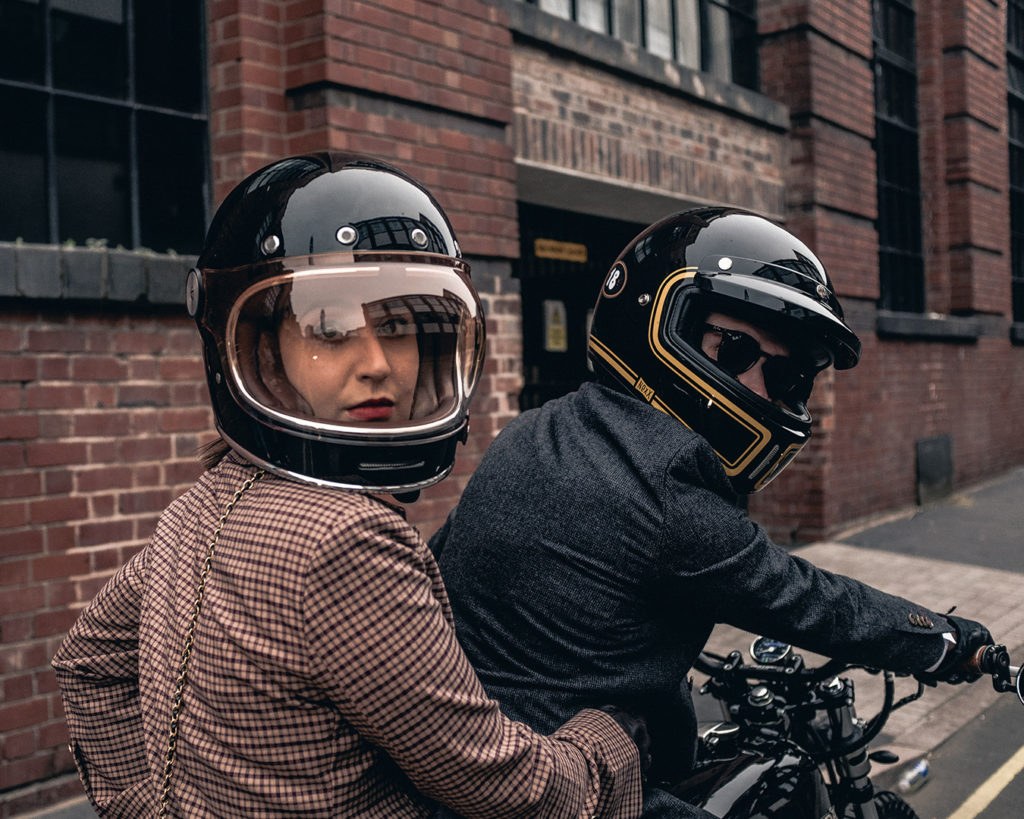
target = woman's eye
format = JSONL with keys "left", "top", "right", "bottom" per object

{"left": 377, "top": 316, "right": 412, "bottom": 337}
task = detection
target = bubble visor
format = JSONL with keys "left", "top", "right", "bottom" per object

{"left": 216, "top": 256, "right": 481, "bottom": 440}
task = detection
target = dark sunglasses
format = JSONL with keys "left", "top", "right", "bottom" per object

{"left": 703, "top": 323, "right": 818, "bottom": 405}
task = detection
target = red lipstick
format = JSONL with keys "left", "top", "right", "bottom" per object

{"left": 348, "top": 399, "right": 394, "bottom": 422}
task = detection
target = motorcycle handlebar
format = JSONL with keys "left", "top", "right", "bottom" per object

{"left": 964, "top": 644, "right": 1022, "bottom": 696}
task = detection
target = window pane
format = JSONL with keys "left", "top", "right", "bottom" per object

{"left": 135, "top": 0, "right": 204, "bottom": 111}
{"left": 539, "top": 0, "right": 572, "bottom": 19}
{"left": 706, "top": 2, "right": 732, "bottom": 79}
{"left": 138, "top": 112, "right": 207, "bottom": 254}
{"left": 729, "top": 8, "right": 758, "bottom": 89}
{"left": 1011, "top": 0, "right": 1024, "bottom": 54}
{"left": 577, "top": 0, "right": 607, "bottom": 33}
{"left": 675, "top": 0, "right": 700, "bottom": 69}
{"left": 613, "top": 0, "right": 640, "bottom": 45}
{"left": 646, "top": 0, "right": 673, "bottom": 59}
{"left": 55, "top": 97, "right": 131, "bottom": 246}
{"left": 0, "top": 0, "right": 44, "bottom": 83}
{"left": 52, "top": 0, "right": 126, "bottom": 97}
{"left": 0, "top": 86, "right": 49, "bottom": 243}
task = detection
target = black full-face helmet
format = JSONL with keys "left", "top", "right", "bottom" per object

{"left": 587, "top": 207, "right": 861, "bottom": 494}
{"left": 186, "top": 152, "right": 485, "bottom": 492}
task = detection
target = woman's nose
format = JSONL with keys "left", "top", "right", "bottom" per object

{"left": 356, "top": 332, "right": 392, "bottom": 380}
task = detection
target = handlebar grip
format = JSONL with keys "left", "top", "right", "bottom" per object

{"left": 966, "top": 644, "right": 1011, "bottom": 678}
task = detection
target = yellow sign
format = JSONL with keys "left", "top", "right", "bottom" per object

{"left": 534, "top": 238, "right": 588, "bottom": 263}
{"left": 544, "top": 300, "right": 569, "bottom": 352}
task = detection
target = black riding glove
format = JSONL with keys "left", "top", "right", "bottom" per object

{"left": 916, "top": 614, "right": 993, "bottom": 686}
{"left": 596, "top": 705, "right": 652, "bottom": 777}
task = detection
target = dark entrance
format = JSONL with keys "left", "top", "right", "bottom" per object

{"left": 516, "top": 203, "right": 646, "bottom": 410}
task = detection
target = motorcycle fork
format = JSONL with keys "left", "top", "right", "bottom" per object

{"left": 821, "top": 677, "right": 880, "bottom": 819}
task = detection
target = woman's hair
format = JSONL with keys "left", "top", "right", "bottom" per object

{"left": 198, "top": 436, "right": 232, "bottom": 470}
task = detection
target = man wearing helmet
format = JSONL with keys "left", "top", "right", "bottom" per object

{"left": 52, "top": 153, "right": 648, "bottom": 817}
{"left": 431, "top": 208, "right": 996, "bottom": 816}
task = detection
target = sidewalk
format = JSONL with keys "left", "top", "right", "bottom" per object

{"left": 701, "top": 465, "right": 1024, "bottom": 785}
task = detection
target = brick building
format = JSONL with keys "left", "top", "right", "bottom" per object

{"left": 2, "top": 0, "right": 1023, "bottom": 812}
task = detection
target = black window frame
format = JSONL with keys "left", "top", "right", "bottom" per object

{"left": 0, "top": 0, "right": 210, "bottom": 255}
{"left": 873, "top": 0, "right": 925, "bottom": 314}
{"left": 523, "top": 0, "right": 759, "bottom": 91}
{"left": 1009, "top": 0, "right": 1024, "bottom": 324}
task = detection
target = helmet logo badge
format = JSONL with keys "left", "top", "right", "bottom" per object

{"left": 603, "top": 262, "right": 627, "bottom": 298}
{"left": 410, "top": 227, "right": 429, "bottom": 248}
{"left": 261, "top": 234, "right": 281, "bottom": 256}
{"left": 336, "top": 225, "right": 357, "bottom": 246}
{"left": 718, "top": 257, "right": 734, "bottom": 271}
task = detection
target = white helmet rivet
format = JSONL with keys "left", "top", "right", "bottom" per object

{"left": 410, "top": 228, "right": 428, "bottom": 248}
{"left": 816, "top": 283, "right": 829, "bottom": 300}
{"left": 718, "top": 257, "right": 733, "bottom": 271}
{"left": 261, "top": 234, "right": 281, "bottom": 255}
{"left": 336, "top": 225, "right": 357, "bottom": 245}
{"left": 638, "top": 293, "right": 651, "bottom": 306}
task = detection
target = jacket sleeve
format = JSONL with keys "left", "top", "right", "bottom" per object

{"left": 304, "top": 503, "right": 642, "bottom": 819}
{"left": 51, "top": 550, "right": 152, "bottom": 817}
{"left": 661, "top": 441, "right": 949, "bottom": 673}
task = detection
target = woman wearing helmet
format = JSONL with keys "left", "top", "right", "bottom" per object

{"left": 52, "top": 153, "right": 646, "bottom": 817}
{"left": 431, "top": 208, "right": 994, "bottom": 816}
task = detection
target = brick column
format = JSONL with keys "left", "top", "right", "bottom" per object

{"left": 208, "top": 0, "right": 290, "bottom": 199}
{"left": 752, "top": 1, "right": 877, "bottom": 540}
{"left": 927, "top": 0, "right": 1010, "bottom": 315}
{"left": 281, "top": 0, "right": 517, "bottom": 259}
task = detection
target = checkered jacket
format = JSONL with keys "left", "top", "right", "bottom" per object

{"left": 53, "top": 453, "right": 641, "bottom": 817}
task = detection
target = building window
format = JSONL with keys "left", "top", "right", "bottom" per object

{"left": 0, "top": 0, "right": 208, "bottom": 256}
{"left": 531, "top": 0, "right": 758, "bottom": 90}
{"left": 873, "top": 0, "right": 924, "bottom": 313}
{"left": 1010, "top": 0, "right": 1024, "bottom": 323}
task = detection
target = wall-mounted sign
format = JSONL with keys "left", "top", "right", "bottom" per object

{"left": 543, "top": 299, "right": 569, "bottom": 352}
{"left": 534, "top": 238, "right": 588, "bottom": 263}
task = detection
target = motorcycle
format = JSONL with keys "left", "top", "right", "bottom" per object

{"left": 665, "top": 638, "right": 1023, "bottom": 818}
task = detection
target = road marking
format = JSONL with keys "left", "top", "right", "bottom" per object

{"left": 946, "top": 743, "right": 1024, "bottom": 819}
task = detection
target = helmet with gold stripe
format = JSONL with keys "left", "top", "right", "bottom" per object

{"left": 587, "top": 207, "right": 860, "bottom": 493}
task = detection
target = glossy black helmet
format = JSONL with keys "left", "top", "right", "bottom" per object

{"left": 587, "top": 207, "right": 860, "bottom": 493}
{"left": 187, "top": 152, "right": 485, "bottom": 492}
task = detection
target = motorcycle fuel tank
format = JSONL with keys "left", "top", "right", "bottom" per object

{"left": 669, "top": 748, "right": 833, "bottom": 818}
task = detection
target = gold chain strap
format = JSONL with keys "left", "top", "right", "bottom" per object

{"left": 158, "top": 468, "right": 265, "bottom": 817}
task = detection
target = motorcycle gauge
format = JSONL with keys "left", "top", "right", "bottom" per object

{"left": 750, "top": 636, "right": 792, "bottom": 665}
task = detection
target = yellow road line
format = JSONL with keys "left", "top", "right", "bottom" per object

{"left": 946, "top": 744, "right": 1024, "bottom": 819}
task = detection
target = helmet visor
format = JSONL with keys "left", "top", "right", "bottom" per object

{"left": 226, "top": 259, "right": 483, "bottom": 437}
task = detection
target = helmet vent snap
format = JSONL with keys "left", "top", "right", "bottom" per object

{"left": 410, "top": 228, "right": 429, "bottom": 248}
{"left": 261, "top": 235, "right": 281, "bottom": 255}
{"left": 717, "top": 257, "right": 733, "bottom": 271}
{"left": 336, "top": 225, "right": 357, "bottom": 245}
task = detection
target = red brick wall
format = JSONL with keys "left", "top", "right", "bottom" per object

{"left": 0, "top": 305, "right": 210, "bottom": 813}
